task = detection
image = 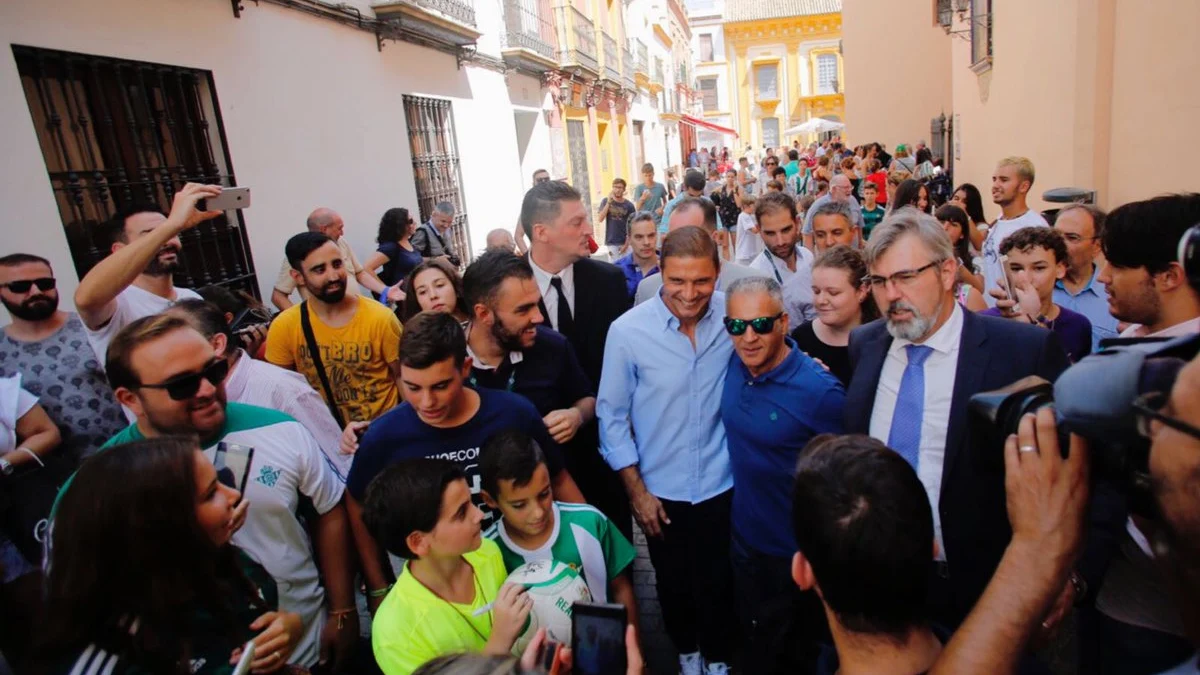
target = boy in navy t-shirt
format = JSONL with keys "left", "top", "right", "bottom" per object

{"left": 345, "top": 311, "right": 585, "bottom": 611}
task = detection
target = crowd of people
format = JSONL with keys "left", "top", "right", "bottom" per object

{"left": 0, "top": 134, "right": 1199, "bottom": 675}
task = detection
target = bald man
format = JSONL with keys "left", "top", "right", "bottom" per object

{"left": 485, "top": 228, "right": 517, "bottom": 254}
{"left": 271, "top": 207, "right": 387, "bottom": 310}
{"left": 801, "top": 174, "right": 864, "bottom": 250}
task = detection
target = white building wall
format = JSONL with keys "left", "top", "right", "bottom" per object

{"left": 0, "top": 0, "right": 530, "bottom": 313}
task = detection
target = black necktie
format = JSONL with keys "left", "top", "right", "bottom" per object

{"left": 550, "top": 276, "right": 575, "bottom": 340}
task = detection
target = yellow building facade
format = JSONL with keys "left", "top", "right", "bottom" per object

{"left": 723, "top": 0, "right": 843, "bottom": 149}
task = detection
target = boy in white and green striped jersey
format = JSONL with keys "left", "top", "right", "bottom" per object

{"left": 481, "top": 429, "right": 639, "bottom": 627}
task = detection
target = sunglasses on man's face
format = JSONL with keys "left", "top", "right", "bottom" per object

{"left": 137, "top": 358, "right": 230, "bottom": 401}
{"left": 0, "top": 278, "right": 56, "bottom": 294}
{"left": 723, "top": 313, "right": 784, "bottom": 336}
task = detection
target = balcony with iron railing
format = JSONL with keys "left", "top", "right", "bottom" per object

{"left": 557, "top": 5, "right": 599, "bottom": 75}
{"left": 501, "top": 0, "right": 559, "bottom": 72}
{"left": 373, "top": 0, "right": 480, "bottom": 46}
{"left": 621, "top": 46, "right": 636, "bottom": 90}
{"left": 651, "top": 56, "right": 665, "bottom": 91}
{"left": 602, "top": 32, "right": 620, "bottom": 82}
{"left": 635, "top": 40, "right": 649, "bottom": 75}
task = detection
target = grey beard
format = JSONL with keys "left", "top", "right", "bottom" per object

{"left": 884, "top": 298, "right": 942, "bottom": 342}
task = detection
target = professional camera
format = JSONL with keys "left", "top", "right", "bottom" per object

{"left": 969, "top": 223, "right": 1200, "bottom": 517}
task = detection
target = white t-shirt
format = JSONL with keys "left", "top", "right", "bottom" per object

{"left": 735, "top": 212, "right": 764, "bottom": 262}
{"left": 84, "top": 284, "right": 202, "bottom": 369}
{"left": 980, "top": 210, "right": 1050, "bottom": 307}
{"left": 100, "top": 403, "right": 346, "bottom": 667}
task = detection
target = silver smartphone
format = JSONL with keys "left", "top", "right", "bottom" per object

{"left": 232, "top": 640, "right": 255, "bottom": 675}
{"left": 198, "top": 186, "right": 251, "bottom": 212}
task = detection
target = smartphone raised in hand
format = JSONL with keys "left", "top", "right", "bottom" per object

{"left": 571, "top": 602, "right": 627, "bottom": 675}
{"left": 197, "top": 186, "right": 251, "bottom": 212}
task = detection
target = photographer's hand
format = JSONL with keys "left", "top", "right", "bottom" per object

{"left": 930, "top": 408, "right": 1089, "bottom": 675}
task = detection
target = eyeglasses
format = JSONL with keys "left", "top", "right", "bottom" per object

{"left": 1059, "top": 233, "right": 1098, "bottom": 244}
{"left": 723, "top": 313, "right": 784, "bottom": 336}
{"left": 136, "top": 358, "right": 230, "bottom": 401}
{"left": 1132, "top": 391, "right": 1200, "bottom": 442}
{"left": 0, "top": 278, "right": 55, "bottom": 293}
{"left": 862, "top": 260, "right": 944, "bottom": 290}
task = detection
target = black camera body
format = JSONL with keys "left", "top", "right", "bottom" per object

{"left": 969, "top": 332, "right": 1200, "bottom": 517}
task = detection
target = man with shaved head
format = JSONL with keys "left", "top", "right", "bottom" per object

{"left": 801, "top": 173, "right": 865, "bottom": 250}
{"left": 485, "top": 228, "right": 517, "bottom": 254}
{"left": 271, "top": 207, "right": 388, "bottom": 310}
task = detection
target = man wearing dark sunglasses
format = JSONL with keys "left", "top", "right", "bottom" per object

{"left": 0, "top": 253, "right": 125, "bottom": 461}
{"left": 74, "top": 182, "right": 223, "bottom": 382}
{"left": 88, "top": 313, "right": 359, "bottom": 671}
{"left": 718, "top": 276, "right": 845, "bottom": 672}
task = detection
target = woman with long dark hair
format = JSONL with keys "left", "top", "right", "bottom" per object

{"left": 891, "top": 179, "right": 932, "bottom": 214}
{"left": 935, "top": 203, "right": 987, "bottom": 311}
{"left": 950, "top": 183, "right": 988, "bottom": 249}
{"left": 401, "top": 258, "right": 470, "bottom": 326}
{"left": 37, "top": 438, "right": 302, "bottom": 674}
{"left": 364, "top": 207, "right": 424, "bottom": 291}
{"left": 790, "top": 246, "right": 878, "bottom": 386}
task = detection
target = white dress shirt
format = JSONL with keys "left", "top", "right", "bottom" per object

{"left": 223, "top": 349, "right": 351, "bottom": 480}
{"left": 868, "top": 303, "right": 965, "bottom": 560}
{"left": 530, "top": 257, "right": 576, "bottom": 332}
{"left": 749, "top": 246, "right": 816, "bottom": 321}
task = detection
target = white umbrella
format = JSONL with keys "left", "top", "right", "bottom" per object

{"left": 782, "top": 118, "right": 845, "bottom": 136}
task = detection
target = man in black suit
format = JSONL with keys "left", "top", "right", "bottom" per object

{"left": 522, "top": 180, "right": 633, "bottom": 536}
{"left": 844, "top": 208, "right": 1073, "bottom": 629}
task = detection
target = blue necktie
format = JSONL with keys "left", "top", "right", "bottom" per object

{"left": 887, "top": 345, "right": 934, "bottom": 469}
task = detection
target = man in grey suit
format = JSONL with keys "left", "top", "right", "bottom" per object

{"left": 634, "top": 197, "right": 765, "bottom": 305}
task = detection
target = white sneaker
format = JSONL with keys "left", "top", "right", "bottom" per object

{"left": 704, "top": 661, "right": 730, "bottom": 675}
{"left": 679, "top": 651, "right": 703, "bottom": 675}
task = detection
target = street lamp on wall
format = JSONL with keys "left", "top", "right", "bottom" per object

{"left": 560, "top": 79, "right": 572, "bottom": 107}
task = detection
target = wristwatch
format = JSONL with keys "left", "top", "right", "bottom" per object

{"left": 0, "top": 458, "right": 13, "bottom": 475}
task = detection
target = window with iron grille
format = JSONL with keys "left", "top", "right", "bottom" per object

{"left": 12, "top": 45, "right": 258, "bottom": 295}
{"left": 816, "top": 53, "right": 838, "bottom": 94}
{"left": 699, "top": 78, "right": 718, "bottom": 111}
{"left": 762, "top": 118, "right": 780, "bottom": 148}
{"left": 699, "top": 34, "right": 714, "bottom": 62}
{"left": 403, "top": 95, "right": 472, "bottom": 264}
{"left": 971, "top": 0, "right": 993, "bottom": 67}
{"left": 755, "top": 64, "right": 778, "bottom": 101}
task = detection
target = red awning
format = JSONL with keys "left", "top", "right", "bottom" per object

{"left": 681, "top": 115, "right": 739, "bottom": 138}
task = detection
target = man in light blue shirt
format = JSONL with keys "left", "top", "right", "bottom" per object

{"left": 597, "top": 225, "right": 735, "bottom": 675}
{"left": 1052, "top": 204, "right": 1119, "bottom": 350}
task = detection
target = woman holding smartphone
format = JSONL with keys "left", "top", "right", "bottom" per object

{"left": 37, "top": 437, "right": 303, "bottom": 674}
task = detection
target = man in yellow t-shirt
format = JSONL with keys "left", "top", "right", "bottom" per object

{"left": 270, "top": 207, "right": 393, "bottom": 311}
{"left": 266, "top": 232, "right": 402, "bottom": 424}
{"left": 363, "top": 458, "right": 532, "bottom": 675}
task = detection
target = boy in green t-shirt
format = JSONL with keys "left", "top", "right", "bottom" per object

{"left": 480, "top": 430, "right": 639, "bottom": 628}
{"left": 362, "top": 458, "right": 533, "bottom": 675}
{"left": 860, "top": 180, "right": 885, "bottom": 240}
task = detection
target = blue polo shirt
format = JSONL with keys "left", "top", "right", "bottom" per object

{"left": 1053, "top": 263, "right": 1119, "bottom": 351}
{"left": 720, "top": 338, "right": 846, "bottom": 557}
{"left": 613, "top": 252, "right": 659, "bottom": 301}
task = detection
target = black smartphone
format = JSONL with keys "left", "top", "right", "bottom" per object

{"left": 571, "top": 602, "right": 627, "bottom": 675}
{"left": 214, "top": 442, "right": 255, "bottom": 493}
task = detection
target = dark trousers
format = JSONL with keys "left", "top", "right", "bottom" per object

{"left": 567, "top": 427, "right": 633, "bottom": 540}
{"left": 644, "top": 490, "right": 736, "bottom": 664}
{"left": 731, "top": 533, "right": 827, "bottom": 674}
